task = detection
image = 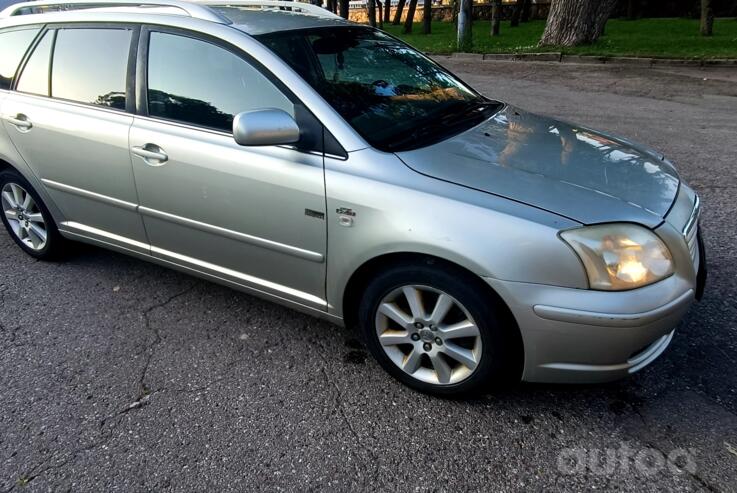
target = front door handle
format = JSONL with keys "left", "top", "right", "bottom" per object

{"left": 2, "top": 113, "right": 33, "bottom": 131}
{"left": 131, "top": 144, "right": 168, "bottom": 165}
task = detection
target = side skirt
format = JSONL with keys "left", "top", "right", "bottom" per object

{"left": 58, "top": 228, "right": 345, "bottom": 327}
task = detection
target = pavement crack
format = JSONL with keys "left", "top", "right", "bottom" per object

{"left": 0, "top": 321, "right": 23, "bottom": 347}
{"left": 5, "top": 414, "right": 125, "bottom": 492}
{"left": 308, "top": 331, "right": 382, "bottom": 489}
{"left": 628, "top": 399, "right": 722, "bottom": 492}
{"left": 99, "top": 391, "right": 161, "bottom": 427}
{"left": 137, "top": 284, "right": 196, "bottom": 398}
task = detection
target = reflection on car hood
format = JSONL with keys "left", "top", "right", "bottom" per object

{"left": 396, "top": 105, "right": 680, "bottom": 228}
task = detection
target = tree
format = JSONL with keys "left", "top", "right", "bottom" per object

{"left": 510, "top": 0, "right": 523, "bottom": 27}
{"left": 626, "top": 0, "right": 638, "bottom": 20}
{"left": 423, "top": 0, "right": 432, "bottom": 34}
{"left": 457, "top": 0, "right": 472, "bottom": 51}
{"left": 393, "top": 0, "right": 406, "bottom": 25}
{"left": 339, "top": 0, "right": 349, "bottom": 19}
{"left": 376, "top": 0, "right": 384, "bottom": 28}
{"left": 403, "top": 0, "right": 419, "bottom": 34}
{"left": 520, "top": 0, "right": 531, "bottom": 22}
{"left": 464, "top": 0, "right": 473, "bottom": 31}
{"left": 384, "top": 0, "right": 391, "bottom": 24}
{"left": 539, "top": 0, "right": 618, "bottom": 47}
{"left": 491, "top": 0, "right": 502, "bottom": 35}
{"left": 368, "top": 0, "right": 377, "bottom": 27}
{"left": 701, "top": 0, "right": 714, "bottom": 36}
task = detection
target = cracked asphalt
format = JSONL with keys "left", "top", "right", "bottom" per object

{"left": 1, "top": 60, "right": 737, "bottom": 492}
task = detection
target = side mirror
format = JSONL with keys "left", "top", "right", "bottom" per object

{"left": 232, "top": 109, "right": 300, "bottom": 147}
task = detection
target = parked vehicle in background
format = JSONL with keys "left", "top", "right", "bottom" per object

{"left": 0, "top": 0, "right": 705, "bottom": 395}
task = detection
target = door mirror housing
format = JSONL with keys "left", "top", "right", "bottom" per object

{"left": 232, "top": 109, "right": 300, "bottom": 147}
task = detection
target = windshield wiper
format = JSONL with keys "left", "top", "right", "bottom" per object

{"left": 439, "top": 99, "right": 501, "bottom": 125}
{"left": 381, "top": 100, "right": 503, "bottom": 152}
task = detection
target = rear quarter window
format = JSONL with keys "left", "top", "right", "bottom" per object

{"left": 0, "top": 27, "right": 40, "bottom": 90}
{"left": 15, "top": 29, "right": 52, "bottom": 96}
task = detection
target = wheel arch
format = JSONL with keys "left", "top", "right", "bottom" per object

{"left": 0, "top": 153, "right": 37, "bottom": 185}
{"left": 0, "top": 156, "right": 16, "bottom": 173}
{"left": 341, "top": 252, "right": 524, "bottom": 374}
{"left": 0, "top": 153, "right": 66, "bottom": 225}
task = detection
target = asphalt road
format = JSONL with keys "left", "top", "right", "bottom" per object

{"left": 1, "top": 60, "right": 736, "bottom": 492}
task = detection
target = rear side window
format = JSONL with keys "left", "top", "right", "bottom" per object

{"left": 0, "top": 27, "right": 40, "bottom": 90}
{"left": 146, "top": 31, "right": 293, "bottom": 132}
{"left": 51, "top": 28, "right": 131, "bottom": 109}
{"left": 16, "top": 30, "right": 52, "bottom": 96}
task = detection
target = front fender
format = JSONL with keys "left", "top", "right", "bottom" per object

{"left": 324, "top": 148, "right": 588, "bottom": 317}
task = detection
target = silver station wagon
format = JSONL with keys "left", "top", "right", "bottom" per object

{"left": 0, "top": 0, "right": 706, "bottom": 395}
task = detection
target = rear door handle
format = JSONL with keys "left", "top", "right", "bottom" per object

{"left": 2, "top": 114, "right": 32, "bottom": 130}
{"left": 131, "top": 144, "right": 168, "bottom": 165}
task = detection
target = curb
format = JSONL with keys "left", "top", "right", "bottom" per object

{"left": 450, "top": 52, "right": 737, "bottom": 67}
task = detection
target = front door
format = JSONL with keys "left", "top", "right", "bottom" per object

{"left": 129, "top": 29, "right": 327, "bottom": 309}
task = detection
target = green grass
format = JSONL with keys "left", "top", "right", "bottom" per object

{"left": 382, "top": 18, "right": 737, "bottom": 59}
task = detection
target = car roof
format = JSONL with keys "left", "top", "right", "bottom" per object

{"left": 1, "top": 1, "right": 356, "bottom": 35}
{"left": 214, "top": 7, "right": 353, "bottom": 35}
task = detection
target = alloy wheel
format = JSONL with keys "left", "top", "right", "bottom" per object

{"left": 1, "top": 182, "right": 48, "bottom": 251}
{"left": 374, "top": 285, "right": 483, "bottom": 385}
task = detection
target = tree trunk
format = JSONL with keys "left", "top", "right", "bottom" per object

{"left": 510, "top": 0, "right": 522, "bottom": 27}
{"left": 393, "top": 0, "right": 406, "bottom": 24}
{"left": 520, "top": 0, "right": 531, "bottom": 22}
{"left": 403, "top": 0, "right": 419, "bottom": 34}
{"left": 701, "top": 0, "right": 714, "bottom": 36}
{"left": 384, "top": 0, "right": 391, "bottom": 23}
{"left": 491, "top": 0, "right": 501, "bottom": 35}
{"left": 457, "top": 0, "right": 472, "bottom": 51}
{"left": 368, "top": 0, "right": 377, "bottom": 27}
{"left": 626, "top": 0, "right": 637, "bottom": 20}
{"left": 423, "top": 0, "right": 432, "bottom": 34}
{"left": 539, "top": 0, "right": 618, "bottom": 47}
{"left": 376, "top": 0, "right": 384, "bottom": 28}
{"left": 339, "top": 0, "right": 349, "bottom": 19}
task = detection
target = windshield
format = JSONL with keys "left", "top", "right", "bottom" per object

{"left": 256, "top": 27, "right": 501, "bottom": 152}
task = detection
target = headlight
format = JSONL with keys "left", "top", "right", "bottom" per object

{"left": 560, "top": 224, "right": 674, "bottom": 291}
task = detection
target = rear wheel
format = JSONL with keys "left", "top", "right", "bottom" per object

{"left": 0, "top": 169, "right": 67, "bottom": 260}
{"left": 358, "top": 259, "right": 522, "bottom": 396}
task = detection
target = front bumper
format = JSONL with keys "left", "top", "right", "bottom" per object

{"left": 484, "top": 184, "right": 705, "bottom": 384}
{"left": 485, "top": 273, "right": 697, "bottom": 384}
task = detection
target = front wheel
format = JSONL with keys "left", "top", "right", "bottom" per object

{"left": 358, "top": 260, "right": 522, "bottom": 396}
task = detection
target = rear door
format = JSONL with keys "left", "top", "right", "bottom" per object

{"left": 0, "top": 25, "right": 41, "bottom": 161}
{"left": 1, "top": 24, "right": 148, "bottom": 253}
{"left": 129, "top": 28, "right": 327, "bottom": 309}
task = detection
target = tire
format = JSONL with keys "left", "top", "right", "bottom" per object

{"left": 0, "top": 169, "right": 67, "bottom": 260}
{"left": 358, "top": 258, "right": 522, "bottom": 397}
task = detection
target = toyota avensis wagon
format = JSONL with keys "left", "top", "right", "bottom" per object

{"left": 0, "top": 0, "right": 706, "bottom": 395}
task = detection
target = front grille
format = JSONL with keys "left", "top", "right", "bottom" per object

{"left": 683, "top": 195, "right": 700, "bottom": 269}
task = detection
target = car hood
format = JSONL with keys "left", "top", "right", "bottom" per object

{"left": 396, "top": 105, "right": 680, "bottom": 228}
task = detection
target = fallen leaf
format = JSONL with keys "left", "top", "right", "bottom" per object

{"left": 726, "top": 441, "right": 737, "bottom": 458}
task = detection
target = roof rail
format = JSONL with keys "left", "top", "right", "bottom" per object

{"left": 0, "top": 0, "right": 230, "bottom": 22}
{"left": 0, "top": 0, "right": 340, "bottom": 21}
{"left": 191, "top": 0, "right": 341, "bottom": 20}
